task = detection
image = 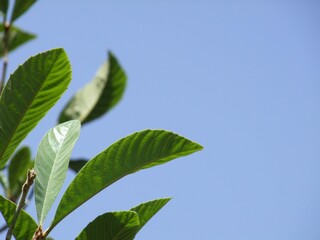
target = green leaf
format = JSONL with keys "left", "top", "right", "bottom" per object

{"left": 0, "top": 0, "right": 9, "bottom": 17}
{"left": 131, "top": 198, "right": 171, "bottom": 230}
{"left": 0, "top": 48, "right": 72, "bottom": 169}
{"left": 8, "top": 146, "right": 33, "bottom": 200}
{"left": 35, "top": 120, "right": 80, "bottom": 225}
{"left": 0, "top": 195, "right": 37, "bottom": 240}
{"left": 0, "top": 171, "right": 8, "bottom": 192}
{"left": 11, "top": 0, "right": 37, "bottom": 22}
{"left": 50, "top": 130, "right": 202, "bottom": 231}
{"left": 0, "top": 25, "right": 36, "bottom": 56}
{"left": 58, "top": 52, "right": 126, "bottom": 124}
{"left": 75, "top": 211, "right": 140, "bottom": 240}
{"left": 69, "top": 159, "right": 88, "bottom": 173}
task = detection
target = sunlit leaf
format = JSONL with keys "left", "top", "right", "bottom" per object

{"left": 11, "top": 0, "right": 37, "bottom": 22}
{"left": 58, "top": 52, "right": 126, "bottom": 124}
{"left": 69, "top": 159, "right": 88, "bottom": 173}
{"left": 131, "top": 198, "right": 171, "bottom": 230}
{"left": 50, "top": 130, "right": 202, "bottom": 231}
{"left": 0, "top": 48, "right": 72, "bottom": 169}
{"left": 75, "top": 211, "right": 139, "bottom": 240}
{"left": 8, "top": 146, "right": 33, "bottom": 200}
{"left": 35, "top": 120, "right": 80, "bottom": 225}
{"left": 0, "top": 195, "right": 37, "bottom": 240}
{"left": 0, "top": 25, "right": 36, "bottom": 56}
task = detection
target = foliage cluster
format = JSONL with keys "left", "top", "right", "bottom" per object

{"left": 0, "top": 1, "right": 202, "bottom": 239}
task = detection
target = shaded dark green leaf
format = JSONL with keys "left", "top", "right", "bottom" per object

{"left": 8, "top": 146, "right": 33, "bottom": 200}
{"left": 0, "top": 48, "right": 72, "bottom": 169}
{"left": 59, "top": 52, "right": 126, "bottom": 125}
{"left": 131, "top": 198, "right": 171, "bottom": 230}
{"left": 0, "top": 25, "right": 36, "bottom": 56}
{"left": 50, "top": 130, "right": 202, "bottom": 231}
{"left": 75, "top": 211, "right": 139, "bottom": 240}
{"left": 11, "top": 0, "right": 37, "bottom": 22}
{"left": 0, "top": 195, "right": 37, "bottom": 240}
{"left": 0, "top": 0, "right": 9, "bottom": 17}
{"left": 69, "top": 159, "right": 88, "bottom": 173}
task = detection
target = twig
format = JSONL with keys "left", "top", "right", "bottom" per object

{"left": 5, "top": 170, "right": 36, "bottom": 240}
{"left": 0, "top": 19, "right": 10, "bottom": 94}
{"left": 32, "top": 226, "right": 43, "bottom": 240}
{"left": 0, "top": 180, "right": 36, "bottom": 234}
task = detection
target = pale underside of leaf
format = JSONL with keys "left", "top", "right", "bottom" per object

{"left": 35, "top": 120, "right": 80, "bottom": 225}
{"left": 58, "top": 52, "right": 126, "bottom": 125}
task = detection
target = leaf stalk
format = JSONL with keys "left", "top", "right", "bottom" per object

{"left": 5, "top": 169, "right": 36, "bottom": 240}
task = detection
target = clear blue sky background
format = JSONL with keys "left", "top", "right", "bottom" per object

{"left": 2, "top": 1, "right": 320, "bottom": 239}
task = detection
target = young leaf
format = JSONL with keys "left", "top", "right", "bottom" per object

{"left": 35, "top": 120, "right": 80, "bottom": 225}
{"left": 50, "top": 130, "right": 202, "bottom": 231}
{"left": 69, "top": 159, "right": 88, "bottom": 173}
{"left": 0, "top": 195, "right": 37, "bottom": 240}
{"left": 11, "top": 0, "right": 37, "bottom": 22}
{"left": 8, "top": 146, "right": 33, "bottom": 200}
{"left": 130, "top": 198, "right": 171, "bottom": 230}
{"left": 58, "top": 52, "right": 126, "bottom": 125}
{"left": 75, "top": 211, "right": 140, "bottom": 240}
{"left": 0, "top": 0, "right": 9, "bottom": 17}
{"left": 0, "top": 48, "right": 72, "bottom": 169}
{"left": 0, "top": 25, "right": 36, "bottom": 56}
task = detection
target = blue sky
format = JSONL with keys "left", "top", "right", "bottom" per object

{"left": 2, "top": 1, "right": 320, "bottom": 239}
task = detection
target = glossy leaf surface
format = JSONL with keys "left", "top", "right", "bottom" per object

{"left": 76, "top": 211, "right": 139, "bottom": 240}
{"left": 51, "top": 130, "right": 202, "bottom": 230}
{"left": 11, "top": 0, "right": 37, "bottom": 22}
{"left": 8, "top": 146, "right": 33, "bottom": 199}
{"left": 0, "top": 25, "right": 36, "bottom": 56}
{"left": 0, "top": 195, "right": 37, "bottom": 240}
{"left": 0, "top": 48, "right": 71, "bottom": 169}
{"left": 131, "top": 198, "right": 171, "bottom": 229}
{"left": 59, "top": 52, "right": 126, "bottom": 124}
{"left": 35, "top": 120, "right": 80, "bottom": 224}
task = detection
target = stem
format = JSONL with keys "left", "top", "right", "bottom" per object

{"left": 0, "top": 181, "right": 36, "bottom": 234}
{"left": 32, "top": 226, "right": 43, "bottom": 240}
{"left": 0, "top": 19, "right": 10, "bottom": 94}
{"left": 5, "top": 170, "right": 36, "bottom": 240}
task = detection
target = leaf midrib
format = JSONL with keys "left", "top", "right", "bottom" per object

{"left": 0, "top": 51, "right": 64, "bottom": 165}
{"left": 52, "top": 145, "right": 202, "bottom": 229}
{"left": 39, "top": 126, "right": 70, "bottom": 224}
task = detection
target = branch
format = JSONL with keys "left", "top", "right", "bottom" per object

{"left": 5, "top": 169, "right": 36, "bottom": 240}
{"left": 0, "top": 181, "right": 36, "bottom": 234}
